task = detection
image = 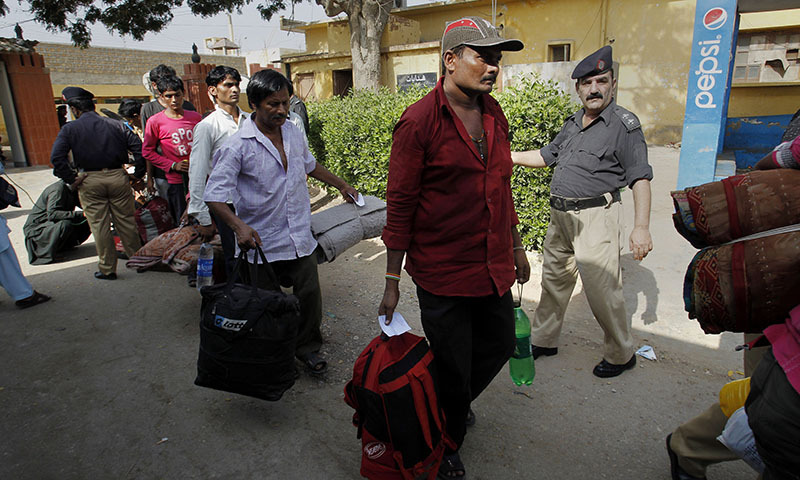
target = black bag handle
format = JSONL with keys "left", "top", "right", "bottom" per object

{"left": 226, "top": 244, "right": 280, "bottom": 295}
{"left": 216, "top": 245, "right": 282, "bottom": 340}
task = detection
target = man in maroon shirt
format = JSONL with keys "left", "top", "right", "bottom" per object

{"left": 379, "top": 16, "right": 530, "bottom": 479}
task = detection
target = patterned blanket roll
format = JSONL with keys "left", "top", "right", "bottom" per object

{"left": 684, "top": 231, "right": 800, "bottom": 334}
{"left": 671, "top": 169, "right": 800, "bottom": 248}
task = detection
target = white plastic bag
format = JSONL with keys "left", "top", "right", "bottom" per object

{"left": 717, "top": 407, "right": 765, "bottom": 473}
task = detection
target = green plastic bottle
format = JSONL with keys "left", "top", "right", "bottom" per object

{"left": 509, "top": 285, "right": 535, "bottom": 386}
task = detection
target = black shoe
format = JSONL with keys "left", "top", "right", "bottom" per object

{"left": 532, "top": 345, "right": 558, "bottom": 359}
{"left": 666, "top": 434, "right": 707, "bottom": 480}
{"left": 94, "top": 271, "right": 117, "bottom": 280}
{"left": 592, "top": 356, "right": 636, "bottom": 378}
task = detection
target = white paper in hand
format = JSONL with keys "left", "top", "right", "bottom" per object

{"left": 349, "top": 192, "right": 366, "bottom": 207}
{"left": 378, "top": 312, "right": 411, "bottom": 337}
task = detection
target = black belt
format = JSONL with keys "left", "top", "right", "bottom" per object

{"left": 81, "top": 167, "right": 124, "bottom": 172}
{"left": 550, "top": 190, "right": 621, "bottom": 212}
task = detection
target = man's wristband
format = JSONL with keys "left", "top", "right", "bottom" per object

{"left": 513, "top": 246, "right": 525, "bottom": 251}
{"left": 385, "top": 272, "right": 401, "bottom": 282}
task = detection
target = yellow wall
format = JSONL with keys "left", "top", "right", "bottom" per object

{"left": 286, "top": 0, "right": 800, "bottom": 144}
{"left": 740, "top": 8, "right": 800, "bottom": 30}
{"left": 728, "top": 86, "right": 800, "bottom": 117}
{"left": 381, "top": 47, "right": 441, "bottom": 90}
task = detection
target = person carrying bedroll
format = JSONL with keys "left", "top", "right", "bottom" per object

{"left": 512, "top": 45, "right": 653, "bottom": 378}
{"left": 204, "top": 69, "right": 358, "bottom": 377}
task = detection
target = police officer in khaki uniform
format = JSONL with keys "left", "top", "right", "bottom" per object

{"left": 513, "top": 45, "right": 653, "bottom": 378}
{"left": 51, "top": 87, "right": 145, "bottom": 280}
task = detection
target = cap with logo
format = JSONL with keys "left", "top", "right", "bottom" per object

{"left": 571, "top": 45, "right": 613, "bottom": 79}
{"left": 441, "top": 16, "right": 523, "bottom": 57}
{"left": 61, "top": 86, "right": 94, "bottom": 101}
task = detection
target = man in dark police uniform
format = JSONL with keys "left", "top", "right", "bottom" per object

{"left": 51, "top": 87, "right": 145, "bottom": 280}
{"left": 513, "top": 45, "right": 653, "bottom": 378}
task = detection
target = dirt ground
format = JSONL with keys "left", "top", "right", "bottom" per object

{"left": 0, "top": 148, "right": 756, "bottom": 479}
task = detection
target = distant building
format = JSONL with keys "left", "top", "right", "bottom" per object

{"left": 280, "top": 0, "right": 800, "bottom": 145}
{"left": 204, "top": 37, "right": 240, "bottom": 56}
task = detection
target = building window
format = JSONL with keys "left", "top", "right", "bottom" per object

{"left": 548, "top": 43, "right": 571, "bottom": 62}
{"left": 734, "top": 29, "right": 800, "bottom": 84}
{"left": 333, "top": 69, "right": 353, "bottom": 97}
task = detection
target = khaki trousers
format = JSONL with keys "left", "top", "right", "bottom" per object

{"left": 532, "top": 201, "right": 634, "bottom": 364}
{"left": 77, "top": 169, "right": 141, "bottom": 274}
{"left": 669, "top": 338, "right": 767, "bottom": 477}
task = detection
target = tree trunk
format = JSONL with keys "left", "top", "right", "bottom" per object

{"left": 317, "top": 0, "right": 393, "bottom": 92}
{"left": 347, "top": 1, "right": 391, "bottom": 91}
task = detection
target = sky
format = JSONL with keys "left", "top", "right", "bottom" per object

{"left": 0, "top": 1, "right": 334, "bottom": 54}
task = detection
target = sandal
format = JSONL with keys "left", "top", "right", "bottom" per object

{"left": 299, "top": 352, "right": 328, "bottom": 376}
{"left": 15, "top": 291, "right": 51, "bottom": 309}
{"left": 438, "top": 452, "right": 466, "bottom": 479}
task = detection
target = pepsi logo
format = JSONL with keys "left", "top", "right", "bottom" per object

{"left": 703, "top": 7, "right": 727, "bottom": 30}
{"left": 364, "top": 442, "right": 387, "bottom": 459}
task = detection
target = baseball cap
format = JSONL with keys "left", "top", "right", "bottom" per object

{"left": 441, "top": 16, "right": 523, "bottom": 57}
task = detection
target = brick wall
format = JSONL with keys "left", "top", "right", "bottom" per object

{"left": 36, "top": 42, "right": 247, "bottom": 87}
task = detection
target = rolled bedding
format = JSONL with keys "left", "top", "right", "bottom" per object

{"left": 684, "top": 231, "right": 800, "bottom": 334}
{"left": 671, "top": 169, "right": 800, "bottom": 248}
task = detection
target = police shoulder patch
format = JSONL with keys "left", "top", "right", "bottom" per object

{"left": 614, "top": 107, "right": 641, "bottom": 132}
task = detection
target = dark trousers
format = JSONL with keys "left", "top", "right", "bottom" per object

{"left": 166, "top": 182, "right": 187, "bottom": 226}
{"left": 210, "top": 204, "right": 237, "bottom": 279}
{"left": 416, "top": 285, "right": 515, "bottom": 451}
{"left": 240, "top": 253, "right": 323, "bottom": 357}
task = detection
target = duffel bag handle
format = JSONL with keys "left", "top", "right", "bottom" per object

{"left": 227, "top": 244, "right": 280, "bottom": 295}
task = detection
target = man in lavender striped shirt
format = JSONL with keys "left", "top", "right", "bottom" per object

{"left": 204, "top": 69, "right": 357, "bottom": 376}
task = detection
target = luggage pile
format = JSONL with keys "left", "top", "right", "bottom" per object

{"left": 672, "top": 169, "right": 800, "bottom": 334}
{"left": 125, "top": 223, "right": 221, "bottom": 274}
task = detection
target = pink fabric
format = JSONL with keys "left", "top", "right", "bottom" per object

{"left": 142, "top": 110, "right": 202, "bottom": 184}
{"left": 764, "top": 304, "right": 800, "bottom": 394}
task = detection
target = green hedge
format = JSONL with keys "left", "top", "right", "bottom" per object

{"left": 307, "top": 75, "right": 577, "bottom": 250}
{"left": 494, "top": 75, "right": 578, "bottom": 250}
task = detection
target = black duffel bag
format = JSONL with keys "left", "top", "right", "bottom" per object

{"left": 195, "top": 246, "right": 300, "bottom": 401}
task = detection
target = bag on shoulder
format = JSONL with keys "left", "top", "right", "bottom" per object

{"left": 344, "top": 332, "right": 455, "bottom": 480}
{"left": 0, "top": 175, "right": 20, "bottom": 210}
{"left": 195, "top": 246, "right": 300, "bottom": 401}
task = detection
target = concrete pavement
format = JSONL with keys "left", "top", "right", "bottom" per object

{"left": 0, "top": 148, "right": 755, "bottom": 479}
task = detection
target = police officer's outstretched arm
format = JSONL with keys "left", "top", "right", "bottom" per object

{"left": 630, "top": 178, "right": 653, "bottom": 261}
{"left": 511, "top": 150, "right": 547, "bottom": 168}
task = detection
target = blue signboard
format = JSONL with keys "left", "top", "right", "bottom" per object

{"left": 676, "top": 0, "right": 738, "bottom": 189}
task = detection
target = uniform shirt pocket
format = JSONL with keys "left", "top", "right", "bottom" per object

{"left": 571, "top": 145, "right": 608, "bottom": 175}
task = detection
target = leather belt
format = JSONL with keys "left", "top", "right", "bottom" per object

{"left": 80, "top": 167, "right": 124, "bottom": 173}
{"left": 550, "top": 190, "right": 621, "bottom": 212}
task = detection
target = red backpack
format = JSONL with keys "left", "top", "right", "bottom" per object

{"left": 344, "top": 332, "right": 455, "bottom": 480}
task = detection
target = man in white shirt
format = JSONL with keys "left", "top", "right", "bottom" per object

{"left": 188, "top": 66, "right": 247, "bottom": 277}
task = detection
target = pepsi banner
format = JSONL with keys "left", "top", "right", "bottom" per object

{"left": 676, "top": 0, "right": 738, "bottom": 189}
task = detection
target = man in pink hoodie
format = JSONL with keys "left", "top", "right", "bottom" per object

{"left": 142, "top": 75, "right": 202, "bottom": 224}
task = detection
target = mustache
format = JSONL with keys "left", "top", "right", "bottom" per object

{"left": 482, "top": 75, "right": 497, "bottom": 83}
{"left": 587, "top": 92, "right": 603, "bottom": 100}
{"left": 272, "top": 113, "right": 288, "bottom": 120}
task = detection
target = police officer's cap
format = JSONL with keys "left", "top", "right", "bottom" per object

{"left": 571, "top": 45, "right": 613, "bottom": 79}
{"left": 61, "top": 86, "right": 94, "bottom": 101}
